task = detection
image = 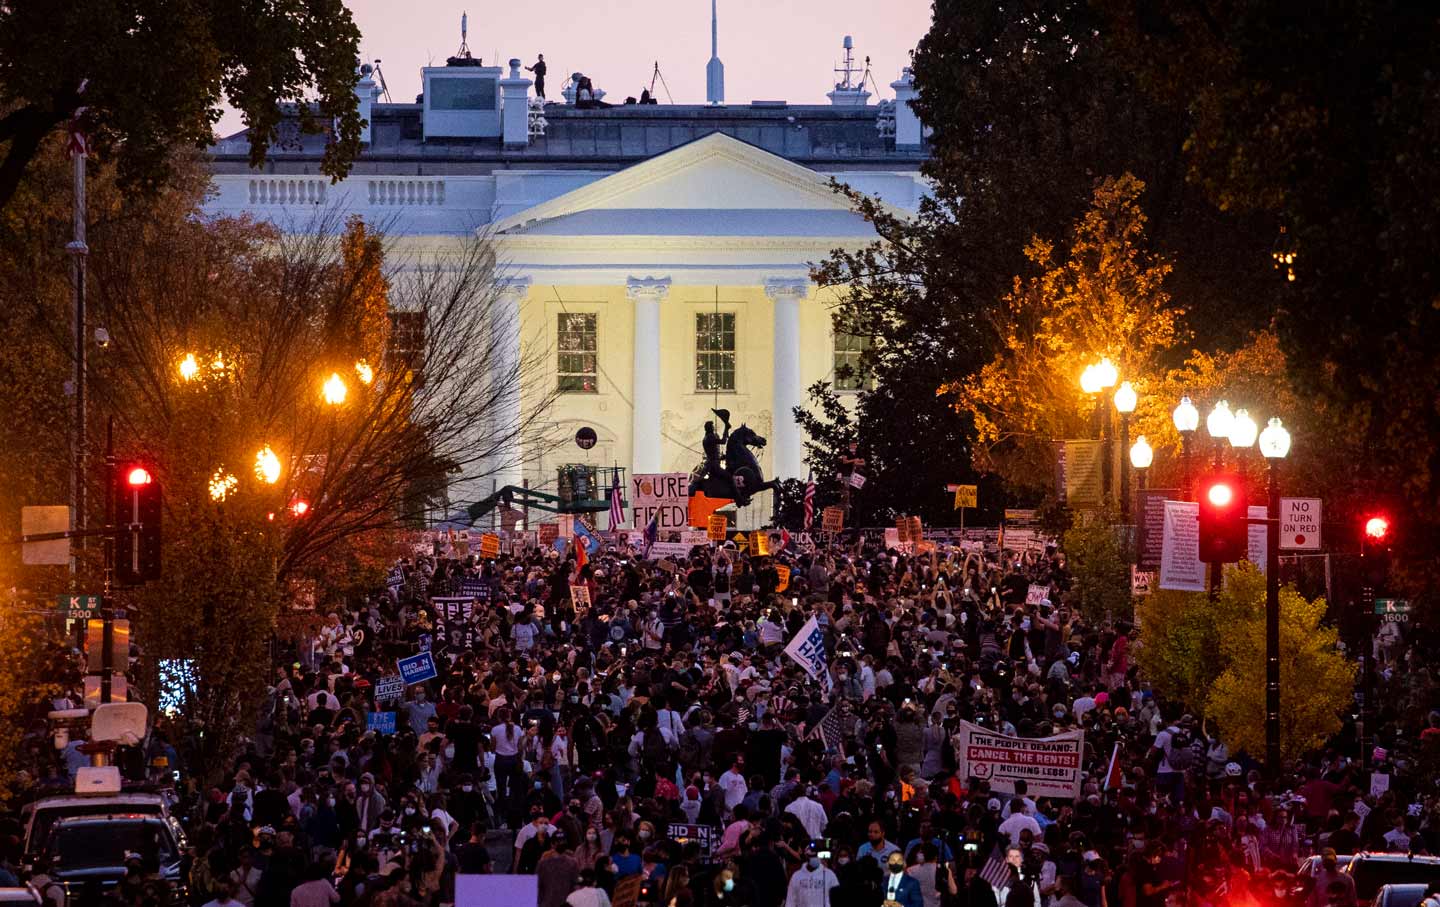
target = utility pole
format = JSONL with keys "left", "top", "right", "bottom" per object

{"left": 67, "top": 95, "right": 90, "bottom": 584}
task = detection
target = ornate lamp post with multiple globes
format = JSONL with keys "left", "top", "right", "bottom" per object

{"left": 1258, "top": 417, "right": 1291, "bottom": 776}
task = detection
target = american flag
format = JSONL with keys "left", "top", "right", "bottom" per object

{"left": 609, "top": 470, "right": 625, "bottom": 532}
{"left": 805, "top": 701, "right": 847, "bottom": 756}
{"left": 802, "top": 474, "right": 815, "bottom": 531}
{"left": 980, "top": 845, "right": 1011, "bottom": 890}
{"left": 642, "top": 513, "right": 659, "bottom": 556}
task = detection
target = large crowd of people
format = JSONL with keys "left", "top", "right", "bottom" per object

{"left": 6, "top": 525, "right": 1440, "bottom": 907}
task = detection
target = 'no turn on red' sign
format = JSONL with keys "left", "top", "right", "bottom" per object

{"left": 1280, "top": 497, "right": 1322, "bottom": 550}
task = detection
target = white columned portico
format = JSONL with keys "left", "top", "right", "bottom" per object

{"left": 765, "top": 277, "right": 809, "bottom": 481}
{"left": 627, "top": 276, "right": 671, "bottom": 473}
{"left": 492, "top": 276, "right": 530, "bottom": 495}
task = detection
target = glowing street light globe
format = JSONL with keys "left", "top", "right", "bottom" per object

{"left": 1079, "top": 364, "right": 1102, "bottom": 395}
{"left": 209, "top": 470, "right": 238, "bottom": 501}
{"left": 1229, "top": 408, "right": 1258, "bottom": 448}
{"left": 1258, "top": 417, "right": 1291, "bottom": 460}
{"left": 1172, "top": 396, "right": 1200, "bottom": 433}
{"left": 1114, "top": 381, "right": 1137, "bottom": 414}
{"left": 255, "top": 446, "right": 282, "bottom": 484}
{"left": 322, "top": 372, "right": 348, "bottom": 406}
{"left": 1207, "top": 400, "right": 1234, "bottom": 440}
{"left": 355, "top": 360, "right": 374, "bottom": 386}
{"left": 1094, "top": 357, "right": 1119, "bottom": 390}
{"left": 178, "top": 353, "right": 199, "bottom": 382}
{"left": 1130, "top": 436, "right": 1153, "bottom": 469}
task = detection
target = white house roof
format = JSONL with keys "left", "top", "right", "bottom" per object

{"left": 491, "top": 131, "right": 908, "bottom": 237}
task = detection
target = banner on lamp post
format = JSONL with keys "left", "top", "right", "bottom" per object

{"left": 1158, "top": 500, "right": 1206, "bottom": 592}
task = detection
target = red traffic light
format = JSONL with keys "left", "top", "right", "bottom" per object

{"left": 1364, "top": 516, "right": 1390, "bottom": 541}
{"left": 1207, "top": 482, "right": 1234, "bottom": 507}
{"left": 127, "top": 467, "right": 153, "bottom": 486}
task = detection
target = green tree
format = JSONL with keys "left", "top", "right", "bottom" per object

{"left": 1206, "top": 566, "right": 1354, "bottom": 761}
{"left": 1094, "top": 0, "right": 1440, "bottom": 591}
{"left": 1136, "top": 563, "right": 1353, "bottom": 760}
{"left": 0, "top": 0, "right": 363, "bottom": 210}
{"left": 1060, "top": 512, "right": 1133, "bottom": 623}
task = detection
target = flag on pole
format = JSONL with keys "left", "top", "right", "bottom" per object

{"left": 980, "top": 845, "right": 1010, "bottom": 890}
{"left": 642, "top": 513, "right": 659, "bottom": 556}
{"left": 66, "top": 104, "right": 90, "bottom": 158}
{"left": 1102, "top": 741, "right": 1123, "bottom": 792}
{"left": 779, "top": 528, "right": 791, "bottom": 551}
{"left": 805, "top": 701, "right": 847, "bottom": 755}
{"left": 802, "top": 474, "right": 815, "bottom": 531}
{"left": 573, "top": 518, "right": 602, "bottom": 556}
{"left": 783, "top": 616, "right": 832, "bottom": 692}
{"left": 608, "top": 470, "right": 625, "bottom": 532}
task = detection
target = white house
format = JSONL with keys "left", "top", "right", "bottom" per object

{"left": 205, "top": 38, "right": 927, "bottom": 526}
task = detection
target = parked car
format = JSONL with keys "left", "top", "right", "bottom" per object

{"left": 1293, "top": 853, "right": 1357, "bottom": 901}
{"left": 1343, "top": 854, "right": 1440, "bottom": 906}
{"left": 40, "top": 814, "right": 186, "bottom": 904}
{"left": 1373, "top": 884, "right": 1431, "bottom": 907}
{"left": 21, "top": 791, "right": 173, "bottom": 858}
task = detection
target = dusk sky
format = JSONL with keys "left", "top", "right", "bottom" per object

{"left": 217, "top": 0, "right": 934, "bottom": 135}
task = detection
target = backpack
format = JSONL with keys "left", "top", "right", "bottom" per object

{"left": 1166, "top": 731, "right": 1196, "bottom": 770}
{"left": 643, "top": 729, "right": 674, "bottom": 773}
{"left": 678, "top": 728, "right": 703, "bottom": 771}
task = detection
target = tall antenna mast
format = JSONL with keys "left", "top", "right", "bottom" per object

{"left": 706, "top": 0, "right": 725, "bottom": 104}
{"left": 456, "top": 11, "right": 472, "bottom": 59}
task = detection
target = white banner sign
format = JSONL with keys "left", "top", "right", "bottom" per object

{"left": 1280, "top": 497, "right": 1322, "bottom": 550}
{"left": 1159, "top": 500, "right": 1206, "bottom": 592}
{"left": 646, "top": 541, "right": 696, "bottom": 561}
{"left": 1247, "top": 505, "right": 1268, "bottom": 573}
{"left": 631, "top": 473, "right": 691, "bottom": 532}
{"left": 956, "top": 720, "right": 1085, "bottom": 799}
{"left": 783, "top": 616, "right": 832, "bottom": 691}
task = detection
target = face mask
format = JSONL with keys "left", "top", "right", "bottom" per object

{"left": 890, "top": 863, "right": 905, "bottom": 874}
{"left": 360, "top": 783, "right": 371, "bottom": 792}
{"left": 587, "top": 832, "right": 599, "bottom": 842}
{"left": 638, "top": 830, "right": 651, "bottom": 840}
{"left": 808, "top": 857, "right": 821, "bottom": 870}
{"left": 723, "top": 880, "right": 735, "bottom": 893}
{"left": 355, "top": 837, "right": 367, "bottom": 847}
{"left": 405, "top": 807, "right": 416, "bottom": 816}
{"left": 327, "top": 798, "right": 336, "bottom": 807}
{"left": 535, "top": 781, "right": 544, "bottom": 790}
{"left": 461, "top": 785, "right": 473, "bottom": 793}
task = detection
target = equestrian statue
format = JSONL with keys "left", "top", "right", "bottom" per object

{"left": 690, "top": 408, "right": 778, "bottom": 509}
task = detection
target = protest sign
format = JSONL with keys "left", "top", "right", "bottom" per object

{"left": 908, "top": 516, "right": 923, "bottom": 544}
{"left": 956, "top": 720, "right": 1085, "bottom": 799}
{"left": 1247, "top": 505, "right": 1268, "bottom": 573}
{"left": 367, "top": 712, "right": 397, "bottom": 735}
{"left": 570, "top": 584, "right": 591, "bottom": 608}
{"left": 847, "top": 472, "right": 867, "bottom": 489}
{"left": 952, "top": 485, "right": 978, "bottom": 509}
{"left": 895, "top": 517, "right": 910, "bottom": 543}
{"left": 1159, "top": 500, "right": 1206, "bottom": 592}
{"left": 666, "top": 824, "right": 718, "bottom": 860}
{"left": 1025, "top": 584, "right": 1048, "bottom": 605}
{"left": 821, "top": 506, "right": 844, "bottom": 532}
{"left": 478, "top": 534, "right": 500, "bottom": 559}
{"left": 647, "top": 541, "right": 693, "bottom": 561}
{"left": 783, "top": 616, "right": 832, "bottom": 690}
{"left": 707, "top": 514, "right": 728, "bottom": 541}
{"left": 1131, "top": 568, "right": 1154, "bottom": 597}
{"left": 1057, "top": 440, "right": 1104, "bottom": 509}
{"left": 884, "top": 527, "right": 901, "bottom": 549}
{"left": 630, "top": 473, "right": 690, "bottom": 531}
{"left": 776, "top": 565, "right": 791, "bottom": 593}
{"left": 538, "top": 523, "right": 559, "bottom": 545}
{"left": 374, "top": 675, "right": 405, "bottom": 704}
{"left": 752, "top": 532, "right": 770, "bottom": 556}
{"left": 397, "top": 651, "right": 438, "bottom": 685}
{"left": 1136, "top": 490, "right": 1175, "bottom": 571}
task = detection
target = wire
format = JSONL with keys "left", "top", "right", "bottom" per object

{"left": 548, "top": 286, "right": 701, "bottom": 457}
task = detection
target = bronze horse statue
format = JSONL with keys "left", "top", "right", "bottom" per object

{"left": 691, "top": 423, "right": 778, "bottom": 509}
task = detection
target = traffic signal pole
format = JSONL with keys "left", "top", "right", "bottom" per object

{"left": 101, "top": 417, "right": 116, "bottom": 704}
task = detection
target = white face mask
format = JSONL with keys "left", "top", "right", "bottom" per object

{"left": 461, "top": 785, "right": 473, "bottom": 793}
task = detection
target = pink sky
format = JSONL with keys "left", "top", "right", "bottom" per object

{"left": 218, "top": 0, "right": 933, "bottom": 135}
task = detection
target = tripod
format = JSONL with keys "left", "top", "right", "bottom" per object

{"left": 649, "top": 62, "right": 673, "bottom": 104}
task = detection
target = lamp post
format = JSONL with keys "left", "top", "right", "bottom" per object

{"left": 1114, "top": 382, "right": 1137, "bottom": 521}
{"left": 1130, "top": 436, "right": 1152, "bottom": 568}
{"left": 1095, "top": 360, "right": 1118, "bottom": 500}
{"left": 1206, "top": 400, "right": 1234, "bottom": 468}
{"left": 1172, "top": 396, "right": 1199, "bottom": 500}
{"left": 1258, "top": 416, "right": 1291, "bottom": 777}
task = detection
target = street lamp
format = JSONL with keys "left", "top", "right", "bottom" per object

{"left": 1094, "top": 357, "right": 1118, "bottom": 390}
{"left": 1130, "top": 435, "right": 1153, "bottom": 470}
{"left": 1207, "top": 400, "right": 1234, "bottom": 466}
{"left": 255, "top": 445, "right": 282, "bottom": 484}
{"left": 208, "top": 469, "right": 238, "bottom": 501}
{"left": 1114, "top": 382, "right": 1137, "bottom": 521}
{"left": 1258, "top": 416, "right": 1291, "bottom": 778}
{"left": 1229, "top": 407, "right": 1258, "bottom": 449}
{"left": 1173, "top": 396, "right": 1199, "bottom": 499}
{"left": 355, "top": 360, "right": 374, "bottom": 386}
{"left": 323, "top": 372, "right": 348, "bottom": 406}
{"left": 1079, "top": 364, "right": 1103, "bottom": 395}
{"left": 178, "top": 353, "right": 199, "bottom": 382}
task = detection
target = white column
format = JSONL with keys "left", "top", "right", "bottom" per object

{"left": 766, "top": 277, "right": 809, "bottom": 481}
{"left": 492, "top": 277, "right": 530, "bottom": 496}
{"left": 628, "top": 277, "right": 671, "bottom": 473}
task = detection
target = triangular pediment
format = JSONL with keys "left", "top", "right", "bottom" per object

{"left": 492, "top": 131, "right": 904, "bottom": 235}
